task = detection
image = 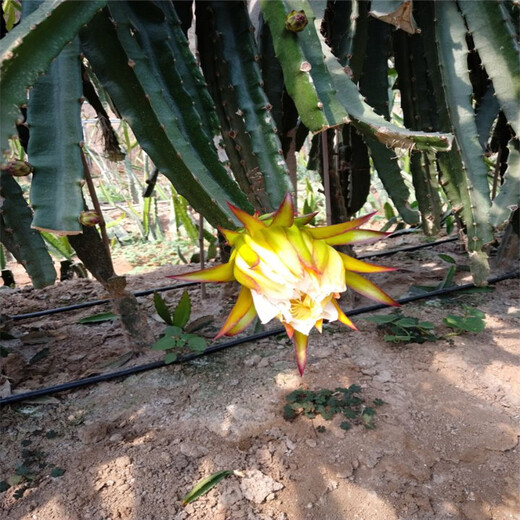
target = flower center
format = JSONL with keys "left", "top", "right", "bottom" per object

{"left": 290, "top": 293, "right": 317, "bottom": 321}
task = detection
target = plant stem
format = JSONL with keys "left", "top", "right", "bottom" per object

{"left": 199, "top": 213, "right": 207, "bottom": 299}
{"left": 81, "top": 148, "right": 112, "bottom": 263}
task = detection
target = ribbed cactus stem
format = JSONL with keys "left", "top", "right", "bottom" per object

{"left": 434, "top": 1, "right": 493, "bottom": 255}
{"left": 458, "top": 0, "right": 519, "bottom": 135}
{"left": 0, "top": 173, "right": 56, "bottom": 288}
{"left": 80, "top": 7, "right": 251, "bottom": 230}
{"left": 0, "top": 0, "right": 107, "bottom": 155}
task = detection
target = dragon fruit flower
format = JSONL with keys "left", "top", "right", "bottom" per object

{"left": 171, "top": 193, "right": 398, "bottom": 375}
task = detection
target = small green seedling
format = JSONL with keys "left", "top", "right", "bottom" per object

{"left": 443, "top": 304, "right": 486, "bottom": 334}
{"left": 364, "top": 311, "right": 436, "bottom": 344}
{"left": 151, "top": 291, "right": 208, "bottom": 363}
{"left": 283, "top": 385, "right": 384, "bottom": 430}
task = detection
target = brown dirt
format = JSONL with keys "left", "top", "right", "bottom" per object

{"left": 1, "top": 237, "right": 519, "bottom": 520}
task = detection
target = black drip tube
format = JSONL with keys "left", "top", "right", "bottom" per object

{"left": 1, "top": 271, "right": 517, "bottom": 406}
{"left": 9, "top": 281, "right": 199, "bottom": 321}
{"left": 8, "top": 236, "right": 458, "bottom": 322}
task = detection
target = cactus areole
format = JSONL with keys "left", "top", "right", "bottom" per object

{"left": 171, "top": 193, "right": 398, "bottom": 375}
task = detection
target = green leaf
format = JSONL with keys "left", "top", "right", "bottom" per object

{"left": 438, "top": 254, "right": 457, "bottom": 264}
{"left": 443, "top": 315, "right": 485, "bottom": 333}
{"left": 361, "top": 407, "right": 376, "bottom": 429}
{"left": 186, "top": 335, "right": 207, "bottom": 352}
{"left": 50, "top": 467, "right": 65, "bottom": 478}
{"left": 7, "top": 474, "right": 24, "bottom": 486}
{"left": 463, "top": 306, "right": 486, "bottom": 319}
{"left": 417, "top": 321, "right": 435, "bottom": 330}
{"left": 394, "top": 317, "right": 418, "bottom": 328}
{"left": 339, "top": 421, "right": 352, "bottom": 431}
{"left": 283, "top": 403, "right": 299, "bottom": 421}
{"left": 151, "top": 336, "right": 177, "bottom": 351}
{"left": 172, "top": 290, "right": 191, "bottom": 329}
{"left": 164, "top": 352, "right": 178, "bottom": 364}
{"left": 153, "top": 292, "right": 173, "bottom": 326}
{"left": 164, "top": 326, "right": 183, "bottom": 337}
{"left": 78, "top": 312, "right": 118, "bottom": 324}
{"left": 182, "top": 470, "right": 235, "bottom": 505}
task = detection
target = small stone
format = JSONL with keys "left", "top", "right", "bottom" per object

{"left": 244, "top": 355, "right": 262, "bottom": 367}
{"left": 180, "top": 442, "right": 208, "bottom": 458}
{"left": 240, "top": 469, "right": 283, "bottom": 504}
{"left": 258, "top": 357, "right": 270, "bottom": 368}
{"left": 374, "top": 370, "right": 393, "bottom": 383}
{"left": 305, "top": 439, "right": 317, "bottom": 448}
{"left": 78, "top": 422, "right": 109, "bottom": 444}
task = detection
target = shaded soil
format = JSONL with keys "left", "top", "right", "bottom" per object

{"left": 1, "top": 236, "right": 519, "bottom": 520}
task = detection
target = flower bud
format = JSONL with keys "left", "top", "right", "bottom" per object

{"left": 285, "top": 10, "right": 308, "bottom": 32}
{"left": 0, "top": 160, "right": 33, "bottom": 177}
{"left": 79, "top": 210, "right": 101, "bottom": 227}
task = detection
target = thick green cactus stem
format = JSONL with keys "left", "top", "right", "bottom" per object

{"left": 413, "top": 2, "right": 476, "bottom": 242}
{"left": 263, "top": 0, "right": 453, "bottom": 150}
{"left": 490, "top": 143, "right": 520, "bottom": 227}
{"left": 459, "top": 0, "right": 520, "bottom": 135}
{"left": 0, "top": 174, "right": 56, "bottom": 288}
{"left": 27, "top": 36, "right": 84, "bottom": 234}
{"left": 108, "top": 2, "right": 218, "bottom": 154}
{"left": 409, "top": 152, "right": 441, "bottom": 236}
{"left": 392, "top": 29, "right": 441, "bottom": 233}
{"left": 80, "top": 8, "right": 251, "bottom": 230}
{"left": 356, "top": 17, "right": 419, "bottom": 226}
{"left": 259, "top": 0, "right": 341, "bottom": 132}
{"left": 323, "top": 0, "right": 369, "bottom": 82}
{"left": 434, "top": 1, "right": 493, "bottom": 251}
{"left": 152, "top": 2, "right": 221, "bottom": 142}
{"left": 0, "top": 0, "right": 107, "bottom": 156}
{"left": 475, "top": 85, "right": 500, "bottom": 151}
{"left": 196, "top": 3, "right": 272, "bottom": 213}
{"left": 195, "top": 1, "right": 291, "bottom": 211}
{"left": 366, "top": 138, "right": 419, "bottom": 226}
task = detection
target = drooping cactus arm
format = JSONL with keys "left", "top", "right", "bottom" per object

{"left": 80, "top": 7, "right": 251, "bottom": 230}
{"left": 27, "top": 35, "right": 85, "bottom": 234}
{"left": 261, "top": 0, "right": 453, "bottom": 152}
{"left": 490, "top": 143, "right": 520, "bottom": 228}
{"left": 0, "top": 0, "right": 107, "bottom": 156}
{"left": 459, "top": 1, "right": 520, "bottom": 136}
{"left": 434, "top": 1, "right": 493, "bottom": 252}
{"left": 0, "top": 174, "right": 56, "bottom": 288}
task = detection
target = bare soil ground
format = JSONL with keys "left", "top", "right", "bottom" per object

{"left": 1, "top": 236, "right": 519, "bottom": 520}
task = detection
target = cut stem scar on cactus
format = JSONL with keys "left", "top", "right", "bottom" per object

{"left": 171, "top": 193, "right": 398, "bottom": 375}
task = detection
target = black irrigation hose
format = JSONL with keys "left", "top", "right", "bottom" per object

{"left": 8, "top": 236, "right": 459, "bottom": 321}
{"left": 1, "top": 270, "right": 517, "bottom": 407}
{"left": 358, "top": 236, "right": 458, "bottom": 259}
{"left": 9, "top": 281, "right": 199, "bottom": 321}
